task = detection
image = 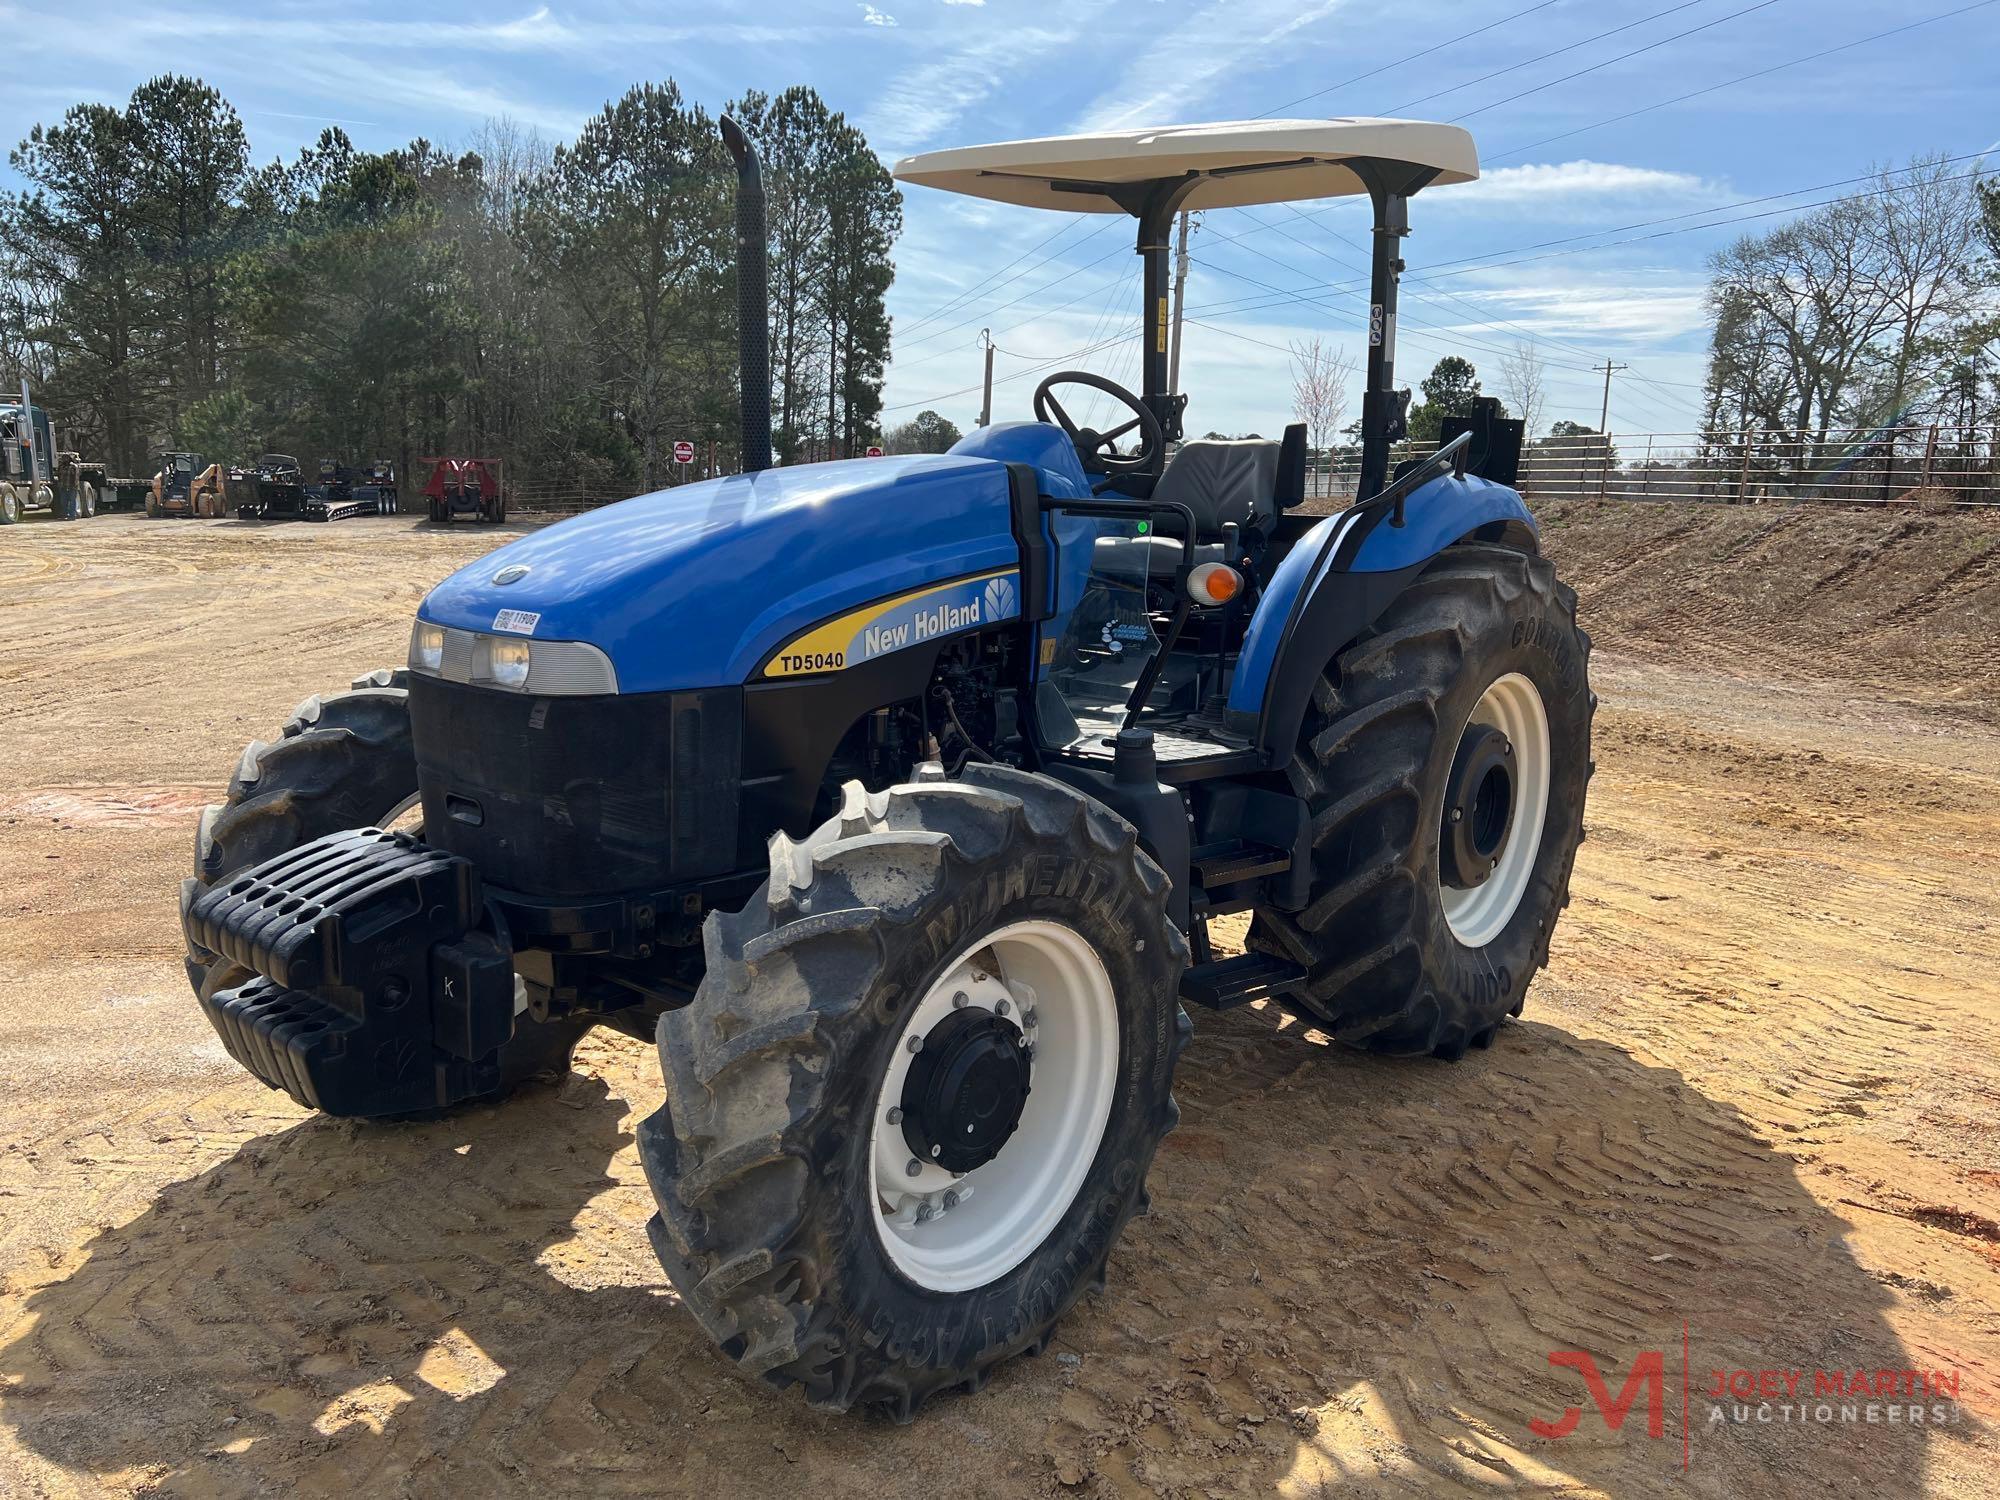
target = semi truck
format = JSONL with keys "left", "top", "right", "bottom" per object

{"left": 0, "top": 384, "right": 106, "bottom": 523}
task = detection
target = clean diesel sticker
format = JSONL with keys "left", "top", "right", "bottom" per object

{"left": 764, "top": 570, "right": 1019, "bottom": 678}
{"left": 492, "top": 608, "right": 541, "bottom": 635}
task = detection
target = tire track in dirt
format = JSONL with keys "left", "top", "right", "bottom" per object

{"left": 1878, "top": 542, "right": 2000, "bottom": 627}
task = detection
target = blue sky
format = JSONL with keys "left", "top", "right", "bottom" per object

{"left": 5, "top": 0, "right": 1996, "bottom": 438}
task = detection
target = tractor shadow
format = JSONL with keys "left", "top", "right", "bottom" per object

{"left": 0, "top": 1012, "right": 1967, "bottom": 1497}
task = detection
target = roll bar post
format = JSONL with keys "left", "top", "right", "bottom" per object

{"left": 1349, "top": 158, "right": 1439, "bottom": 504}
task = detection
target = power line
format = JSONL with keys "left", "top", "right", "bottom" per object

{"left": 1425, "top": 150, "right": 1996, "bottom": 274}
{"left": 1411, "top": 166, "right": 1995, "bottom": 285}
{"left": 1192, "top": 158, "right": 1993, "bottom": 313}
{"left": 1381, "top": 0, "right": 1748, "bottom": 117}
{"left": 891, "top": 260, "right": 1130, "bottom": 375}
{"left": 1186, "top": 252, "right": 1639, "bottom": 387}
{"left": 1442, "top": 0, "right": 1790, "bottom": 123}
{"left": 1253, "top": 0, "right": 1568, "bottom": 119}
{"left": 883, "top": 325, "right": 1137, "bottom": 414}
{"left": 1247, "top": 201, "right": 1680, "bottom": 379}
{"left": 1236, "top": 202, "right": 1709, "bottom": 417}
{"left": 891, "top": 214, "right": 1098, "bottom": 340}
{"left": 1486, "top": 0, "right": 2000, "bottom": 161}
{"left": 892, "top": 235, "right": 1129, "bottom": 356}
{"left": 902, "top": 0, "right": 1601, "bottom": 376}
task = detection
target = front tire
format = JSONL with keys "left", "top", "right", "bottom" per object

{"left": 1249, "top": 542, "right": 1594, "bottom": 1057}
{"left": 638, "top": 763, "right": 1189, "bottom": 1417}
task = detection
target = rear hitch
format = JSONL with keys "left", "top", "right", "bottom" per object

{"left": 181, "top": 828, "right": 517, "bottom": 1117}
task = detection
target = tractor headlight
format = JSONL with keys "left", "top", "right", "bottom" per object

{"left": 401, "top": 621, "right": 617, "bottom": 694}
{"left": 477, "top": 637, "right": 533, "bottom": 689}
{"left": 410, "top": 621, "right": 446, "bottom": 674}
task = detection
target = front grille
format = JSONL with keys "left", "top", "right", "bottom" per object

{"left": 407, "top": 675, "right": 743, "bottom": 897}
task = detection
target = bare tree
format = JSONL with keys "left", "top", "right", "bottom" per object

{"left": 1496, "top": 340, "right": 1547, "bottom": 437}
{"left": 1289, "top": 335, "right": 1355, "bottom": 490}
{"left": 1858, "top": 152, "right": 1991, "bottom": 429}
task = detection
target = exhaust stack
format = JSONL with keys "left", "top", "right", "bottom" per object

{"left": 719, "top": 116, "right": 773, "bottom": 475}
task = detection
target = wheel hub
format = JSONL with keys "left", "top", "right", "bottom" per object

{"left": 901, "top": 1006, "right": 1032, "bottom": 1173}
{"left": 1442, "top": 722, "right": 1516, "bottom": 889}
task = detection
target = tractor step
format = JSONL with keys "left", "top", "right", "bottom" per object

{"left": 1190, "top": 838, "right": 1291, "bottom": 887}
{"left": 1179, "top": 953, "right": 1307, "bottom": 1010}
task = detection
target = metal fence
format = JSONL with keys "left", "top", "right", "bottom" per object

{"left": 502, "top": 424, "right": 2000, "bottom": 516}
{"left": 1305, "top": 425, "right": 2000, "bottom": 508}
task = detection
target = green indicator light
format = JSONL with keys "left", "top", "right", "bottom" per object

{"left": 1136, "top": 520, "right": 1150, "bottom": 534}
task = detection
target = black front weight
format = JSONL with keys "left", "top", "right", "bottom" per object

{"left": 182, "top": 827, "right": 515, "bottom": 1116}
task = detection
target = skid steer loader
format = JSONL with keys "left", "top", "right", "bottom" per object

{"left": 179, "top": 115, "right": 1592, "bottom": 1417}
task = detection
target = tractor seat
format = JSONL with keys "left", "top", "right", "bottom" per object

{"left": 1092, "top": 435, "right": 1289, "bottom": 581}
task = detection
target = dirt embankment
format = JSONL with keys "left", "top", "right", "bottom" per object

{"left": 1, "top": 509, "right": 1996, "bottom": 1498}
{"left": 1534, "top": 499, "right": 2000, "bottom": 721}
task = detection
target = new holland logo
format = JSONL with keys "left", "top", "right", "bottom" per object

{"left": 982, "top": 575, "right": 1017, "bottom": 621}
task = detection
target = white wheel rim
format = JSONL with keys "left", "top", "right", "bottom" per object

{"left": 868, "top": 919, "right": 1118, "bottom": 1293}
{"left": 1440, "top": 672, "right": 1551, "bottom": 948}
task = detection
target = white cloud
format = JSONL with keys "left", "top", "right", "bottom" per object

{"left": 1438, "top": 270, "right": 1712, "bottom": 344}
{"left": 862, "top": 16, "right": 1101, "bottom": 158}
{"left": 942, "top": 0, "right": 987, "bottom": 6}
{"left": 1453, "top": 160, "right": 1723, "bottom": 205}
{"left": 861, "top": 4, "right": 899, "bottom": 25}
{"left": 1074, "top": 0, "right": 1346, "bottom": 132}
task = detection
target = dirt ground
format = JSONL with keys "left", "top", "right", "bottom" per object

{"left": 1, "top": 502, "right": 1996, "bottom": 1497}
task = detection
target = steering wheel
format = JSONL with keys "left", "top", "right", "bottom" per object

{"left": 1033, "top": 371, "right": 1164, "bottom": 481}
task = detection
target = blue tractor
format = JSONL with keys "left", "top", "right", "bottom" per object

{"left": 180, "top": 117, "right": 1593, "bottom": 1416}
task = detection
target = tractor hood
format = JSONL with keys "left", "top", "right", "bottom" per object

{"left": 419, "top": 454, "right": 1025, "bottom": 694}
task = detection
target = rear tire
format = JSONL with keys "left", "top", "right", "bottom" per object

{"left": 186, "top": 668, "right": 587, "bottom": 1107}
{"left": 638, "top": 763, "right": 1189, "bottom": 1417}
{"left": 1248, "top": 542, "right": 1594, "bottom": 1057}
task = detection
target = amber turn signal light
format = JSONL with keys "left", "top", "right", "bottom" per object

{"left": 1187, "top": 562, "right": 1243, "bottom": 606}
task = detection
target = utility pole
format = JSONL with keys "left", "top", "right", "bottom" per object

{"left": 978, "top": 329, "right": 995, "bottom": 427}
{"left": 1166, "top": 212, "right": 1196, "bottom": 409}
{"left": 1595, "top": 360, "right": 1626, "bottom": 498}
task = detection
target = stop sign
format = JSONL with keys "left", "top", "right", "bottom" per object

{"left": 865, "top": 445, "right": 885, "bottom": 458}
{"left": 672, "top": 440, "right": 695, "bottom": 464}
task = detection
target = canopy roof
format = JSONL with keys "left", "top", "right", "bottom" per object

{"left": 892, "top": 118, "right": 1478, "bottom": 214}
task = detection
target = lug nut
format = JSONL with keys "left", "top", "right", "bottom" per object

{"left": 915, "top": 1201, "right": 936, "bottom": 1224}
{"left": 907, "top": 1034, "right": 923, "bottom": 1054}
{"left": 995, "top": 998, "right": 1010, "bottom": 1016}
{"left": 905, "top": 1158, "right": 922, "bottom": 1177}
{"left": 942, "top": 1191, "right": 960, "bottom": 1210}
{"left": 965, "top": 1123, "right": 974, "bottom": 1133}
{"left": 952, "top": 990, "right": 969, "bottom": 1008}
{"left": 886, "top": 1106, "right": 903, "bottom": 1125}
{"left": 1023, "top": 1007, "right": 1038, "bottom": 1027}
{"left": 930, "top": 1144, "right": 942, "bottom": 1157}
{"left": 1016, "top": 1034, "right": 1027, "bottom": 1049}
{"left": 1450, "top": 808, "right": 1463, "bottom": 823}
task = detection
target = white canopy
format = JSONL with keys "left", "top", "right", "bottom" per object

{"left": 892, "top": 118, "right": 1478, "bottom": 214}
